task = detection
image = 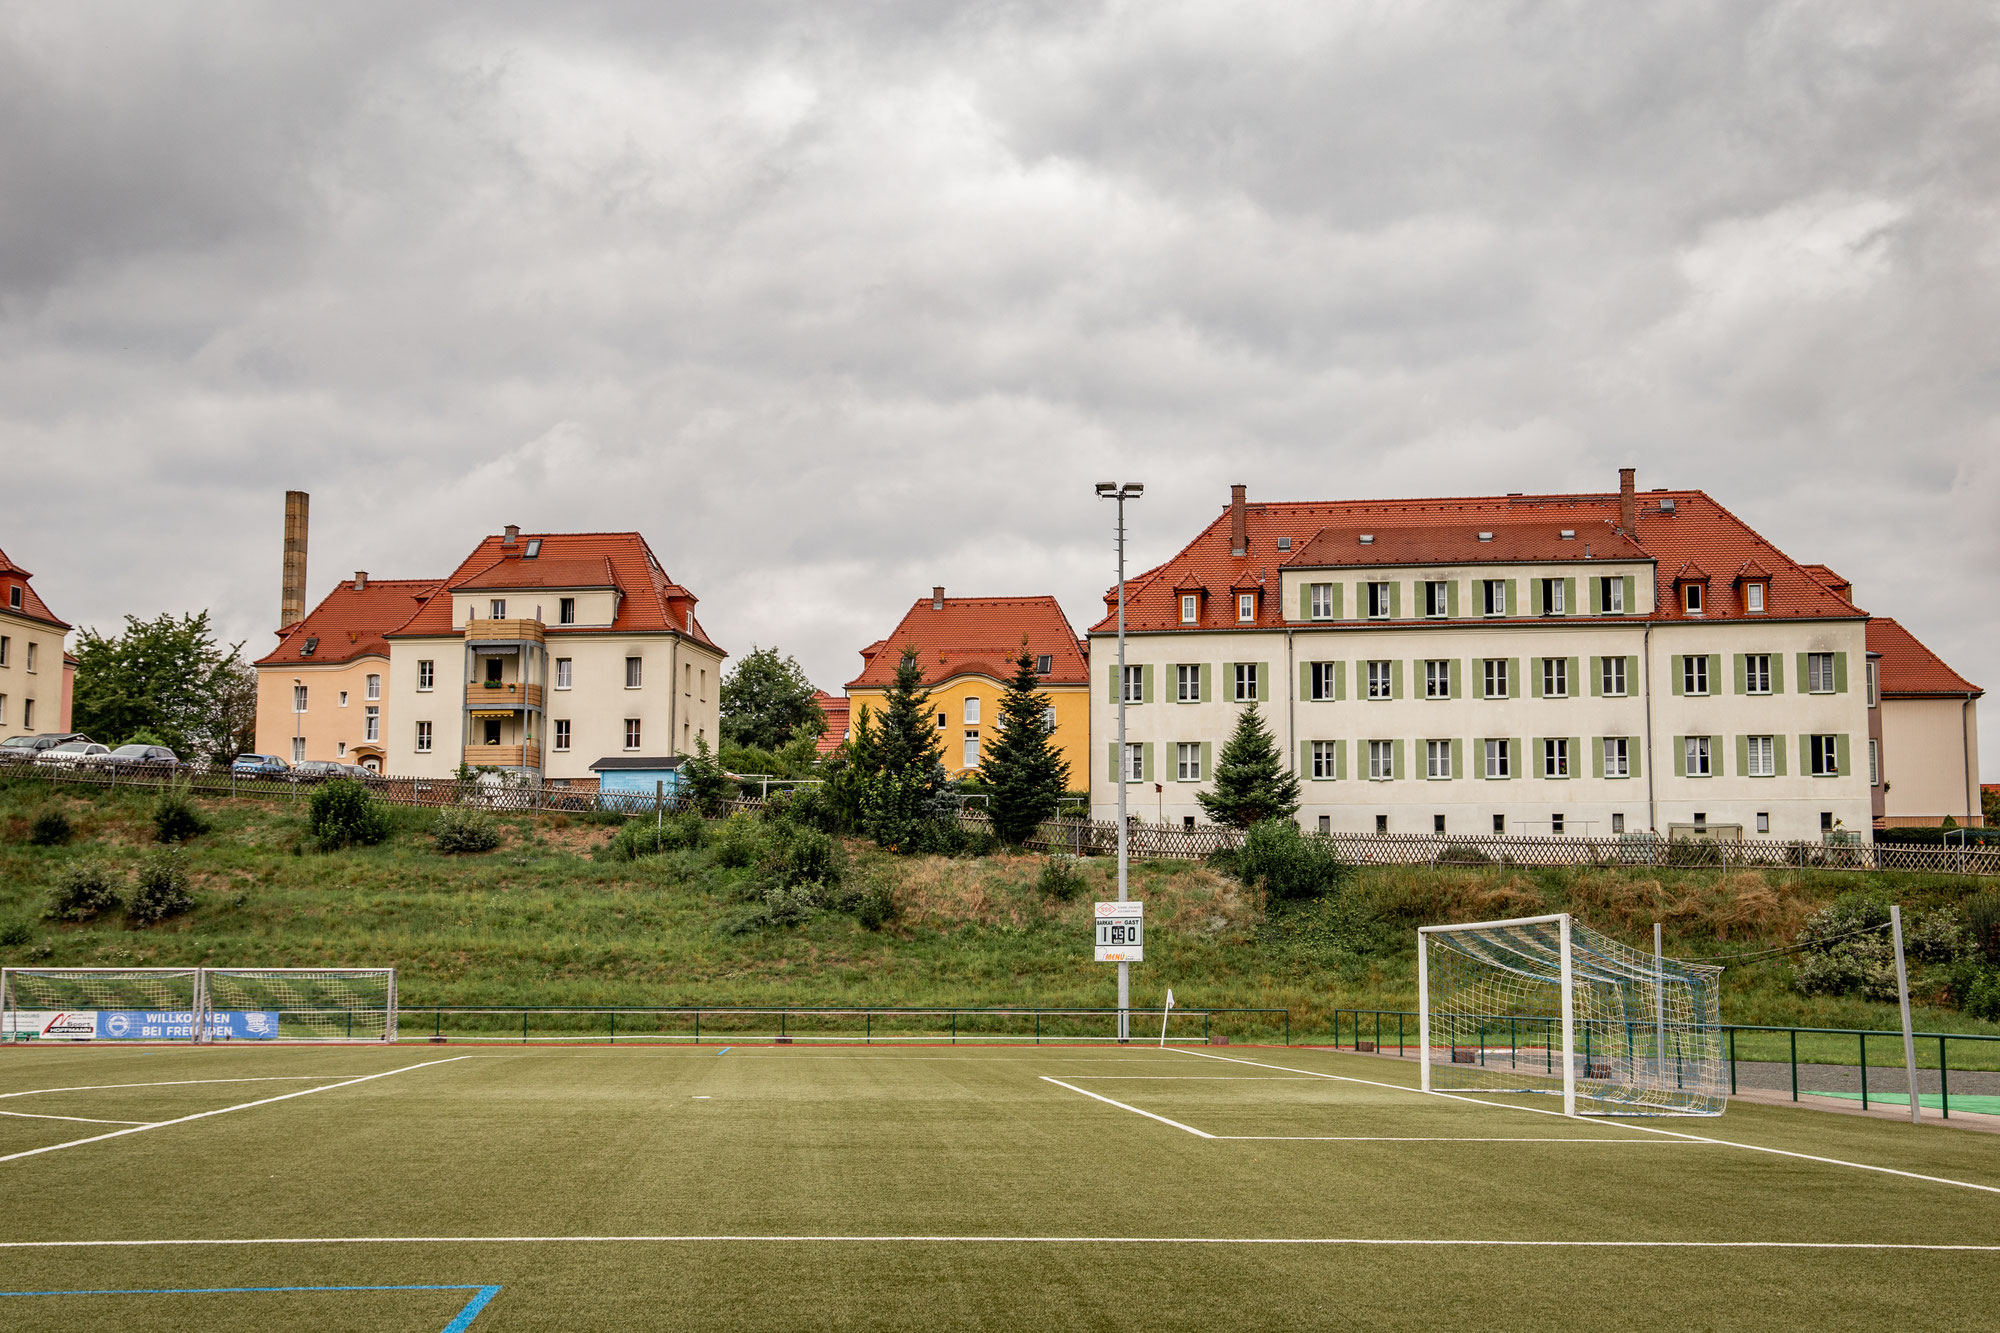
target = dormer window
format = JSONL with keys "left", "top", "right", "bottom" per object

{"left": 1181, "top": 593, "right": 1199, "bottom": 624}
{"left": 7, "top": 586, "right": 18, "bottom": 610}
{"left": 1745, "top": 582, "right": 1766, "bottom": 614}
{"left": 1237, "top": 592, "right": 1256, "bottom": 623}
{"left": 1683, "top": 584, "right": 1703, "bottom": 615}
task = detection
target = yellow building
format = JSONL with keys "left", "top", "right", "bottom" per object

{"left": 253, "top": 574, "right": 437, "bottom": 769}
{"left": 0, "top": 546, "right": 73, "bottom": 741}
{"left": 846, "top": 589, "right": 1090, "bottom": 789}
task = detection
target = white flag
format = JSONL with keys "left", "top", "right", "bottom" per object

{"left": 1165, "top": 989, "right": 1175, "bottom": 1010}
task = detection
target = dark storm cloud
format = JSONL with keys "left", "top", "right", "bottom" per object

{"left": 2, "top": 2, "right": 1994, "bottom": 764}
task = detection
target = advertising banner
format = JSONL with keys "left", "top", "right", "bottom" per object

{"left": 0, "top": 1011, "right": 280, "bottom": 1041}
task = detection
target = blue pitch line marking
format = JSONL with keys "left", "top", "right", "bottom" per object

{"left": 0, "top": 1283, "right": 503, "bottom": 1331}
{"left": 717, "top": 1047, "right": 731, "bottom": 1055}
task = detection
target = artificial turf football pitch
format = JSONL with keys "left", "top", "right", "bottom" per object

{"left": 2, "top": 1042, "right": 1996, "bottom": 1331}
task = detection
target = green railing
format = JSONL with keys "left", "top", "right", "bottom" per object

{"left": 399, "top": 1005, "right": 1291, "bottom": 1047}
{"left": 1326, "top": 1008, "right": 2000, "bottom": 1120}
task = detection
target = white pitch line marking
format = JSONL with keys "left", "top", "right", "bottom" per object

{"left": 0, "top": 1058, "right": 472, "bottom": 1166}
{"left": 1040, "top": 1077, "right": 1214, "bottom": 1138}
{"left": 1165, "top": 1048, "right": 2000, "bottom": 1198}
{"left": 0, "top": 1077, "right": 351, "bottom": 1101}
{"left": 0, "top": 1235, "right": 1994, "bottom": 1253}
{"left": 0, "top": 1111, "right": 153, "bottom": 1126}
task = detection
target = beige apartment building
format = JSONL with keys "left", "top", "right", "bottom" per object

{"left": 253, "top": 574, "right": 436, "bottom": 768}
{"left": 1866, "top": 617, "right": 1983, "bottom": 826}
{"left": 1091, "top": 472, "right": 1892, "bottom": 841}
{"left": 0, "top": 546, "right": 73, "bottom": 741}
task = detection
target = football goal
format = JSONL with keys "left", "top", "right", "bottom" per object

{"left": 1417, "top": 914, "right": 1725, "bottom": 1116}
{"left": 1, "top": 967, "right": 396, "bottom": 1044}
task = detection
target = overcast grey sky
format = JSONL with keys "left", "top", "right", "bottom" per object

{"left": 3, "top": 2, "right": 1995, "bottom": 767}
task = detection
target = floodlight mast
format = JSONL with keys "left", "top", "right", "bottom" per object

{"left": 1098, "top": 482, "right": 1142, "bottom": 1041}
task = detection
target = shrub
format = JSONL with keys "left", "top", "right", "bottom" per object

{"left": 1037, "top": 854, "right": 1087, "bottom": 901}
{"left": 1967, "top": 893, "right": 2000, "bottom": 964}
{"left": 767, "top": 824, "right": 841, "bottom": 888}
{"left": 44, "top": 861, "right": 122, "bottom": 921}
{"left": 128, "top": 848, "right": 196, "bottom": 925}
{"left": 1958, "top": 964, "right": 2000, "bottom": 1022}
{"left": 761, "top": 882, "right": 824, "bottom": 927}
{"left": 765, "top": 783, "right": 844, "bottom": 834}
{"left": 307, "top": 778, "right": 392, "bottom": 850}
{"left": 28, "top": 810, "right": 72, "bottom": 846}
{"left": 1787, "top": 893, "right": 1965, "bottom": 999}
{"left": 855, "top": 883, "right": 898, "bottom": 931}
{"left": 713, "top": 812, "right": 765, "bottom": 868}
{"left": 1234, "top": 819, "right": 1351, "bottom": 904}
{"left": 1436, "top": 842, "right": 1493, "bottom": 866}
{"left": 152, "top": 784, "right": 211, "bottom": 843}
{"left": 432, "top": 808, "right": 503, "bottom": 855}
{"left": 0, "top": 920, "right": 33, "bottom": 948}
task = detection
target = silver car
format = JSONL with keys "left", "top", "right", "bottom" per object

{"left": 34, "top": 741, "right": 113, "bottom": 769}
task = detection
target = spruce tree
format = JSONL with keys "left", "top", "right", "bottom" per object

{"left": 864, "top": 647, "right": 949, "bottom": 848}
{"left": 1196, "top": 703, "right": 1301, "bottom": 828}
{"left": 984, "top": 646, "right": 1069, "bottom": 845}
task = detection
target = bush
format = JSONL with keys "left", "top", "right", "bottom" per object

{"left": 307, "top": 778, "right": 392, "bottom": 850}
{"left": 44, "top": 861, "right": 122, "bottom": 921}
{"left": 432, "top": 808, "right": 503, "bottom": 855}
{"left": 28, "top": 810, "right": 72, "bottom": 846}
{"left": 128, "top": 848, "right": 196, "bottom": 925}
{"left": 761, "top": 882, "right": 825, "bottom": 927}
{"left": 1874, "top": 826, "right": 2000, "bottom": 848}
{"left": 152, "top": 785, "right": 211, "bottom": 843}
{"left": 1957, "top": 963, "right": 2000, "bottom": 1022}
{"left": 855, "top": 883, "right": 898, "bottom": 931}
{"left": 713, "top": 812, "right": 765, "bottom": 868}
{"left": 765, "top": 784, "right": 844, "bottom": 834}
{"left": 603, "top": 812, "right": 705, "bottom": 862}
{"left": 0, "top": 920, "right": 33, "bottom": 948}
{"left": 1234, "top": 819, "right": 1351, "bottom": 904}
{"left": 767, "top": 824, "right": 842, "bottom": 889}
{"left": 1967, "top": 893, "right": 2000, "bottom": 964}
{"left": 1037, "top": 854, "right": 1087, "bottom": 901}
{"left": 1790, "top": 893, "right": 1966, "bottom": 1000}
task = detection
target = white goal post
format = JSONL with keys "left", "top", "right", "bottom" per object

{"left": 1, "top": 967, "right": 396, "bottom": 1044}
{"left": 1418, "top": 914, "right": 1725, "bottom": 1117}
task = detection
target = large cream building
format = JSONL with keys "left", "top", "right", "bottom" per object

{"left": 1088, "top": 471, "right": 1926, "bottom": 841}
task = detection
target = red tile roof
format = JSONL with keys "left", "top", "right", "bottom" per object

{"left": 0, "top": 546, "right": 70, "bottom": 631}
{"left": 1867, "top": 618, "right": 1981, "bottom": 697}
{"left": 256, "top": 578, "right": 440, "bottom": 667}
{"left": 1088, "top": 485, "right": 1866, "bottom": 634}
{"left": 812, "top": 690, "right": 851, "bottom": 754}
{"left": 387, "top": 532, "right": 721, "bottom": 652}
{"left": 1287, "top": 519, "right": 1645, "bottom": 570}
{"left": 847, "top": 594, "right": 1090, "bottom": 690}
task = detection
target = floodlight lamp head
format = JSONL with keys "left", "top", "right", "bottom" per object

{"left": 1124, "top": 483, "right": 1143, "bottom": 497}
{"left": 1095, "top": 482, "right": 1117, "bottom": 496}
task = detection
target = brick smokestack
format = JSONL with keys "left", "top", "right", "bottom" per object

{"left": 281, "top": 490, "right": 309, "bottom": 629}
{"left": 932, "top": 586, "right": 945, "bottom": 610}
{"left": 1230, "top": 484, "right": 1247, "bottom": 556}
{"left": 1618, "top": 468, "right": 1637, "bottom": 535}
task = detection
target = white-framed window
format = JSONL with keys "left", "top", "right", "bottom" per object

{"left": 1682, "top": 655, "right": 1708, "bottom": 695}
{"left": 293, "top": 685, "right": 308, "bottom": 713}
{"left": 1123, "top": 742, "right": 1144, "bottom": 782}
{"left": 23, "top": 641, "right": 35, "bottom": 672}
{"left": 1426, "top": 740, "right": 1451, "bottom": 780}
{"left": 1746, "top": 582, "right": 1766, "bottom": 614}
{"left": 1540, "top": 578, "right": 1566, "bottom": 615}
{"left": 1181, "top": 593, "right": 1199, "bottom": 624}
{"left": 1601, "top": 656, "right": 1627, "bottom": 697}
{"left": 1424, "top": 581, "right": 1449, "bottom": 617}
{"left": 1311, "top": 740, "right": 1338, "bottom": 779}
{"left": 1683, "top": 583, "right": 1703, "bottom": 615}
{"left": 1037, "top": 654, "right": 1053, "bottom": 675}
{"left": 1121, "top": 665, "right": 1144, "bottom": 703}
{"left": 1368, "top": 740, "right": 1394, "bottom": 781}
{"left": 625, "top": 657, "right": 643, "bottom": 689}
{"left": 1685, "top": 735, "right": 1712, "bottom": 777}
{"left": 1541, "top": 657, "right": 1568, "bottom": 698}
{"left": 1808, "top": 653, "right": 1836, "bottom": 694}
{"left": 364, "top": 705, "right": 379, "bottom": 742}
{"left": 1756, "top": 812, "right": 1769, "bottom": 835}
{"left": 1869, "top": 738, "right": 1880, "bottom": 786}
{"left": 624, "top": 718, "right": 642, "bottom": 750}
{"left": 1484, "top": 738, "right": 1510, "bottom": 779}
{"left": 0, "top": 693, "right": 6, "bottom": 725}
{"left": 1543, "top": 737, "right": 1570, "bottom": 778}
{"left": 1367, "top": 660, "right": 1392, "bottom": 699}
{"left": 1810, "top": 734, "right": 1839, "bottom": 776}
{"left": 1233, "top": 662, "right": 1258, "bottom": 701}
{"left": 963, "top": 731, "right": 980, "bottom": 768}
{"left": 1176, "top": 742, "right": 1202, "bottom": 781}
{"left": 964, "top": 696, "right": 980, "bottom": 724}
{"left": 555, "top": 658, "right": 572, "bottom": 689}
{"left": 1309, "top": 662, "right": 1338, "bottom": 701}
{"left": 292, "top": 736, "right": 307, "bottom": 763}
{"left": 1745, "top": 654, "right": 1771, "bottom": 694}
{"left": 1366, "top": 581, "right": 1392, "bottom": 618}
{"left": 1177, "top": 664, "right": 1201, "bottom": 702}
{"left": 1482, "top": 579, "right": 1507, "bottom": 616}
{"left": 1042, "top": 704, "right": 1057, "bottom": 731}
{"left": 553, "top": 719, "right": 570, "bottom": 751}
{"left": 937, "top": 711, "right": 948, "bottom": 730}
{"left": 489, "top": 599, "right": 506, "bottom": 619}
{"left": 1867, "top": 661, "right": 1879, "bottom": 709}
{"left": 1482, "top": 658, "right": 1508, "bottom": 699}
{"left": 1237, "top": 592, "right": 1256, "bottom": 623}
{"left": 1604, "top": 737, "right": 1630, "bottom": 778}
{"left": 1748, "top": 735, "right": 1775, "bottom": 777}
{"left": 1599, "top": 576, "right": 1625, "bottom": 614}
{"left": 559, "top": 597, "right": 576, "bottom": 625}
{"left": 1310, "top": 583, "right": 1333, "bottom": 619}
{"left": 1424, "top": 660, "right": 1450, "bottom": 699}
{"left": 366, "top": 673, "right": 381, "bottom": 701}
{"left": 417, "top": 659, "right": 434, "bottom": 691}
{"left": 339, "top": 691, "right": 349, "bottom": 708}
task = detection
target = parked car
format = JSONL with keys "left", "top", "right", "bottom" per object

{"left": 231, "top": 753, "right": 292, "bottom": 778}
{"left": 34, "top": 741, "right": 113, "bottom": 769}
{"left": 291, "top": 760, "right": 350, "bottom": 784}
{"left": 0, "top": 733, "right": 91, "bottom": 765}
{"left": 100, "top": 744, "right": 183, "bottom": 770}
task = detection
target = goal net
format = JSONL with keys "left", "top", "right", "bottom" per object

{"left": 1418, "top": 914, "right": 1725, "bottom": 1116}
{"left": 1, "top": 967, "right": 396, "bottom": 1044}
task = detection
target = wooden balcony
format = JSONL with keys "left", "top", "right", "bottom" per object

{"left": 463, "top": 744, "right": 542, "bottom": 769}
{"left": 466, "top": 681, "right": 544, "bottom": 709}
{"left": 463, "top": 618, "right": 545, "bottom": 644}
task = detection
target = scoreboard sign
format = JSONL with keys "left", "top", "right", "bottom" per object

{"left": 1094, "top": 901, "right": 1143, "bottom": 962}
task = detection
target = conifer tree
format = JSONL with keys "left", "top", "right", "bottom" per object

{"left": 984, "top": 645, "right": 1069, "bottom": 845}
{"left": 1196, "top": 703, "right": 1301, "bottom": 828}
{"left": 863, "top": 647, "right": 949, "bottom": 847}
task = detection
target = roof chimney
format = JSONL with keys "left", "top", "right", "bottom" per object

{"left": 1618, "top": 468, "right": 1637, "bottom": 535}
{"left": 280, "top": 490, "right": 309, "bottom": 629}
{"left": 353, "top": 571, "right": 367, "bottom": 591}
{"left": 932, "top": 586, "right": 945, "bottom": 610}
{"left": 1229, "top": 484, "right": 1247, "bottom": 556}
{"left": 502, "top": 525, "right": 520, "bottom": 547}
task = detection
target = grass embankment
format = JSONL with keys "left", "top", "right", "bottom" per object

{"left": 2, "top": 775, "right": 1995, "bottom": 1047}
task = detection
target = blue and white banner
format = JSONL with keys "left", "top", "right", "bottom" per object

{"left": 5, "top": 1010, "right": 283, "bottom": 1041}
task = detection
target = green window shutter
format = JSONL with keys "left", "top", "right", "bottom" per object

{"left": 1451, "top": 737, "right": 1463, "bottom": 779}
{"left": 1673, "top": 737, "right": 1686, "bottom": 778}
{"left": 1774, "top": 735, "right": 1787, "bottom": 776}
{"left": 1771, "top": 655, "right": 1785, "bottom": 694}
{"left": 1796, "top": 653, "right": 1809, "bottom": 694}
{"left": 1563, "top": 577, "right": 1576, "bottom": 616}
{"left": 1733, "top": 654, "right": 1747, "bottom": 695}
{"left": 1531, "top": 659, "right": 1544, "bottom": 698}
{"left": 1391, "top": 739, "right": 1405, "bottom": 781}
{"left": 1628, "top": 743, "right": 1640, "bottom": 779}
{"left": 1589, "top": 657, "right": 1602, "bottom": 697}
{"left": 1508, "top": 739, "right": 1522, "bottom": 780}
{"left": 1505, "top": 580, "right": 1518, "bottom": 616}
{"left": 1626, "top": 656, "right": 1639, "bottom": 693}
{"left": 1446, "top": 581, "right": 1459, "bottom": 617}
{"left": 1298, "top": 662, "right": 1311, "bottom": 701}
{"left": 1141, "top": 664, "right": 1154, "bottom": 704}
{"left": 1532, "top": 738, "right": 1545, "bottom": 778}
{"left": 1570, "top": 739, "right": 1581, "bottom": 778}
{"left": 1108, "top": 666, "right": 1121, "bottom": 703}
{"left": 1834, "top": 653, "right": 1849, "bottom": 693}
{"left": 1567, "top": 658, "right": 1580, "bottom": 697}
{"left": 1333, "top": 661, "right": 1346, "bottom": 701}
{"left": 1222, "top": 663, "right": 1235, "bottom": 700}
{"left": 1588, "top": 577, "right": 1601, "bottom": 614}
{"left": 1736, "top": 735, "right": 1750, "bottom": 777}
{"left": 1141, "top": 743, "right": 1154, "bottom": 782}
{"left": 1330, "top": 584, "right": 1343, "bottom": 619}
{"left": 1300, "top": 740, "right": 1312, "bottom": 776}
{"left": 1672, "top": 658, "right": 1684, "bottom": 696}
{"left": 1256, "top": 663, "right": 1271, "bottom": 702}
{"left": 1450, "top": 658, "right": 1462, "bottom": 699}
{"left": 1530, "top": 579, "right": 1543, "bottom": 616}
{"left": 1507, "top": 658, "right": 1520, "bottom": 700}
{"left": 1299, "top": 583, "right": 1312, "bottom": 621}
{"left": 1389, "top": 583, "right": 1401, "bottom": 618}
{"left": 1622, "top": 575, "right": 1635, "bottom": 614}
{"left": 1335, "top": 740, "right": 1347, "bottom": 781}
{"left": 1592, "top": 736, "right": 1604, "bottom": 778}
{"left": 1108, "top": 742, "right": 1120, "bottom": 784}
{"left": 1354, "top": 582, "right": 1367, "bottom": 619}
{"left": 1836, "top": 733, "right": 1850, "bottom": 776}
{"left": 1200, "top": 662, "right": 1213, "bottom": 703}
{"left": 1391, "top": 660, "right": 1404, "bottom": 699}
{"left": 1798, "top": 735, "right": 1811, "bottom": 775}
{"left": 1201, "top": 741, "right": 1212, "bottom": 779}
{"left": 1708, "top": 655, "right": 1722, "bottom": 693}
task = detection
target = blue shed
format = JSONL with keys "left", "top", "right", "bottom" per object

{"left": 590, "top": 756, "right": 688, "bottom": 807}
